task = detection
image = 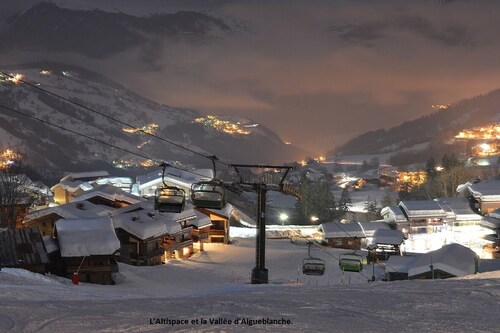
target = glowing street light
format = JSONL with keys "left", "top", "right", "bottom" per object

{"left": 311, "top": 216, "right": 319, "bottom": 222}
{"left": 279, "top": 213, "right": 289, "bottom": 225}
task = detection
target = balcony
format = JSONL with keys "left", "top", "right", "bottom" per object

{"left": 130, "top": 248, "right": 164, "bottom": 260}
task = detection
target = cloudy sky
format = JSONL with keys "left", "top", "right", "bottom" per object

{"left": 3, "top": 0, "right": 500, "bottom": 154}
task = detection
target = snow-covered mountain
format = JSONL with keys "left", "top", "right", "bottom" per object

{"left": 0, "top": 2, "right": 230, "bottom": 59}
{"left": 0, "top": 62, "right": 304, "bottom": 171}
{"left": 333, "top": 89, "right": 500, "bottom": 164}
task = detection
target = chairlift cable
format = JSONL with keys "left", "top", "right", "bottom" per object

{"left": 0, "top": 103, "right": 218, "bottom": 180}
{"left": 0, "top": 71, "right": 232, "bottom": 168}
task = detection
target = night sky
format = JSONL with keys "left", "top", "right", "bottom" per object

{"left": 3, "top": 0, "right": 500, "bottom": 154}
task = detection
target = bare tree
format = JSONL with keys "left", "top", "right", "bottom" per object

{"left": 0, "top": 154, "right": 36, "bottom": 229}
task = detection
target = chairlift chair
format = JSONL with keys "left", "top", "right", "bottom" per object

{"left": 190, "top": 181, "right": 226, "bottom": 209}
{"left": 154, "top": 162, "right": 186, "bottom": 213}
{"left": 190, "top": 156, "right": 226, "bottom": 210}
{"left": 302, "top": 257, "right": 326, "bottom": 276}
{"left": 155, "top": 186, "right": 186, "bottom": 213}
{"left": 339, "top": 253, "right": 363, "bottom": 272}
{"left": 302, "top": 242, "right": 326, "bottom": 276}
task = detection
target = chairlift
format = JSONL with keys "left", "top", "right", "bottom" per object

{"left": 302, "top": 242, "right": 326, "bottom": 276}
{"left": 191, "top": 181, "right": 226, "bottom": 209}
{"left": 190, "top": 156, "right": 226, "bottom": 210}
{"left": 154, "top": 162, "right": 186, "bottom": 213}
{"left": 339, "top": 253, "right": 363, "bottom": 272}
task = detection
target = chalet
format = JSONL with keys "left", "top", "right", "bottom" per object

{"left": 0, "top": 227, "right": 49, "bottom": 274}
{"left": 192, "top": 210, "right": 213, "bottom": 251}
{"left": 112, "top": 210, "right": 170, "bottom": 266}
{"left": 22, "top": 201, "right": 111, "bottom": 236}
{"left": 357, "top": 221, "right": 392, "bottom": 238}
{"left": 398, "top": 200, "right": 448, "bottom": 252}
{"left": 51, "top": 181, "right": 94, "bottom": 205}
{"left": 407, "top": 244, "right": 479, "bottom": 280}
{"left": 399, "top": 200, "right": 447, "bottom": 234}
{"left": 434, "top": 197, "right": 489, "bottom": 248}
{"left": 51, "top": 170, "right": 109, "bottom": 204}
{"left": 464, "top": 179, "right": 500, "bottom": 214}
{"left": 161, "top": 209, "right": 197, "bottom": 259}
{"left": 72, "top": 184, "right": 143, "bottom": 209}
{"left": 380, "top": 205, "right": 409, "bottom": 233}
{"left": 319, "top": 222, "right": 365, "bottom": 249}
{"left": 194, "top": 205, "right": 231, "bottom": 244}
{"left": 111, "top": 201, "right": 204, "bottom": 258}
{"left": 55, "top": 217, "right": 120, "bottom": 285}
{"left": 371, "top": 229, "right": 405, "bottom": 260}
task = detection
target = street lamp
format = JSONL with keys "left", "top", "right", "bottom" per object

{"left": 279, "top": 213, "right": 289, "bottom": 225}
{"left": 311, "top": 216, "right": 319, "bottom": 222}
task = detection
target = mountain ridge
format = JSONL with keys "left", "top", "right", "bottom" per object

{"left": 332, "top": 89, "right": 500, "bottom": 160}
{"left": 0, "top": 62, "right": 305, "bottom": 173}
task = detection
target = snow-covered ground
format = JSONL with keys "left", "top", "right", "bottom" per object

{"left": 1, "top": 238, "right": 499, "bottom": 333}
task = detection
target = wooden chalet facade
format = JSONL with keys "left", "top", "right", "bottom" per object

{"left": 465, "top": 179, "right": 500, "bottom": 215}
{"left": 319, "top": 222, "right": 365, "bottom": 249}
{"left": 371, "top": 229, "right": 405, "bottom": 260}
{"left": 51, "top": 171, "right": 110, "bottom": 205}
{"left": 162, "top": 210, "right": 197, "bottom": 259}
{"left": 112, "top": 210, "right": 170, "bottom": 266}
{"left": 195, "top": 207, "right": 230, "bottom": 244}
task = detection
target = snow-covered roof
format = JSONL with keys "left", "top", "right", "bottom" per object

{"left": 60, "top": 170, "right": 109, "bottom": 182}
{"left": 55, "top": 217, "right": 120, "bottom": 257}
{"left": 319, "top": 222, "right": 365, "bottom": 239}
{"left": 381, "top": 205, "right": 407, "bottom": 223}
{"left": 93, "top": 177, "right": 133, "bottom": 186}
{"left": 72, "top": 184, "right": 144, "bottom": 204}
{"left": 24, "top": 201, "right": 111, "bottom": 222}
{"left": 159, "top": 207, "right": 197, "bottom": 223}
{"left": 385, "top": 255, "right": 418, "bottom": 273}
{"left": 358, "top": 221, "right": 391, "bottom": 237}
{"left": 480, "top": 215, "right": 500, "bottom": 230}
{"left": 198, "top": 202, "right": 235, "bottom": 219}
{"left": 407, "top": 244, "right": 478, "bottom": 278}
{"left": 399, "top": 200, "right": 447, "bottom": 219}
{"left": 50, "top": 180, "right": 94, "bottom": 192}
{"left": 112, "top": 210, "right": 170, "bottom": 240}
{"left": 110, "top": 201, "right": 154, "bottom": 216}
{"left": 372, "top": 229, "right": 405, "bottom": 245}
{"left": 42, "top": 235, "right": 59, "bottom": 254}
{"left": 193, "top": 211, "right": 213, "bottom": 228}
{"left": 467, "top": 180, "right": 500, "bottom": 201}
{"left": 434, "top": 197, "right": 482, "bottom": 222}
{"left": 137, "top": 168, "right": 213, "bottom": 192}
